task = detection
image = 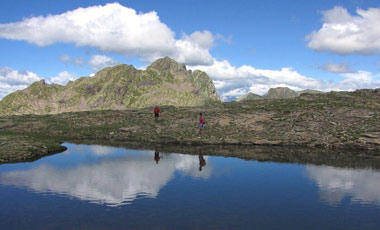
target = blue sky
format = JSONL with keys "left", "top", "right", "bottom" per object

{"left": 1, "top": 0, "right": 380, "bottom": 101}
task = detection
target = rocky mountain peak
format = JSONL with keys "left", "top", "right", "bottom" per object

{"left": 236, "top": 92, "right": 261, "bottom": 102}
{"left": 0, "top": 57, "right": 220, "bottom": 115}
{"left": 236, "top": 87, "right": 325, "bottom": 102}
{"left": 147, "top": 56, "right": 188, "bottom": 75}
{"left": 265, "top": 87, "right": 299, "bottom": 99}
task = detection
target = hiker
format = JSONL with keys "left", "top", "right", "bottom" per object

{"left": 153, "top": 105, "right": 161, "bottom": 121}
{"left": 154, "top": 151, "right": 160, "bottom": 164}
{"left": 198, "top": 112, "right": 205, "bottom": 136}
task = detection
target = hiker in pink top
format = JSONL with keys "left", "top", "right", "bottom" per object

{"left": 198, "top": 113, "right": 205, "bottom": 136}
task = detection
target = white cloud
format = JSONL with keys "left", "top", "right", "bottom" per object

{"left": 171, "top": 31, "right": 215, "bottom": 66}
{"left": 175, "top": 39, "right": 213, "bottom": 66}
{"left": 46, "top": 71, "right": 77, "bottom": 85}
{"left": 321, "top": 62, "right": 356, "bottom": 73}
{"left": 0, "top": 3, "right": 175, "bottom": 54}
{"left": 221, "top": 88, "right": 249, "bottom": 100}
{"left": 181, "top": 30, "right": 215, "bottom": 50}
{"left": 59, "top": 54, "right": 84, "bottom": 66}
{"left": 0, "top": 66, "right": 41, "bottom": 86}
{"left": 0, "top": 84, "right": 30, "bottom": 99}
{"left": 0, "top": 67, "right": 42, "bottom": 98}
{"left": 189, "top": 59, "right": 380, "bottom": 101}
{"left": 0, "top": 3, "right": 215, "bottom": 66}
{"left": 0, "top": 67, "right": 82, "bottom": 99}
{"left": 330, "top": 70, "right": 380, "bottom": 91}
{"left": 307, "top": 6, "right": 380, "bottom": 55}
{"left": 88, "top": 55, "right": 120, "bottom": 72}
{"left": 189, "top": 59, "right": 322, "bottom": 100}
{"left": 191, "top": 59, "right": 320, "bottom": 87}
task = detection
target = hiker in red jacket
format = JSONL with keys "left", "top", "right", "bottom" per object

{"left": 154, "top": 105, "right": 161, "bottom": 121}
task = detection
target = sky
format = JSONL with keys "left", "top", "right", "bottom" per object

{"left": 0, "top": 0, "right": 380, "bottom": 101}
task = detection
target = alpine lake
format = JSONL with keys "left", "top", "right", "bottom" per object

{"left": 1, "top": 143, "right": 380, "bottom": 230}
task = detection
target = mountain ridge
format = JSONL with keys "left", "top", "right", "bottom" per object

{"left": 0, "top": 57, "right": 220, "bottom": 115}
{"left": 236, "top": 87, "right": 324, "bottom": 101}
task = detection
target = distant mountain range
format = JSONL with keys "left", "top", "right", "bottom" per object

{"left": 0, "top": 57, "right": 220, "bottom": 115}
{"left": 236, "top": 87, "right": 324, "bottom": 102}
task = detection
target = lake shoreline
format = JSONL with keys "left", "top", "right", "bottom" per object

{"left": 1, "top": 89, "right": 379, "bottom": 164}
{"left": 3, "top": 138, "right": 380, "bottom": 170}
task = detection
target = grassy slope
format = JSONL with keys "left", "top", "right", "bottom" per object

{"left": 0, "top": 89, "right": 379, "bottom": 165}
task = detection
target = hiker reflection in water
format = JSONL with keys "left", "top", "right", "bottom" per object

{"left": 199, "top": 154, "right": 206, "bottom": 171}
{"left": 154, "top": 151, "right": 161, "bottom": 164}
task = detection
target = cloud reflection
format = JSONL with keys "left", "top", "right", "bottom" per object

{"left": 306, "top": 165, "right": 380, "bottom": 206}
{"left": 0, "top": 145, "right": 211, "bottom": 207}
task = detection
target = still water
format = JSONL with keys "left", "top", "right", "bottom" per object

{"left": 0, "top": 143, "right": 380, "bottom": 230}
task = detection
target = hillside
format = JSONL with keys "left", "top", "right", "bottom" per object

{"left": 0, "top": 57, "right": 220, "bottom": 115}
{"left": 236, "top": 87, "right": 323, "bottom": 101}
{"left": 235, "top": 92, "right": 262, "bottom": 102}
{"left": 0, "top": 88, "right": 379, "bottom": 164}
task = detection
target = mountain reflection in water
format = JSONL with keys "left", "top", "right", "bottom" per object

{"left": 0, "top": 144, "right": 211, "bottom": 207}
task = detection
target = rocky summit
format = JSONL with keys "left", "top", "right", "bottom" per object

{"left": 0, "top": 57, "right": 220, "bottom": 115}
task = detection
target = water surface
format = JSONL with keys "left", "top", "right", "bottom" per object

{"left": 0, "top": 143, "right": 379, "bottom": 229}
